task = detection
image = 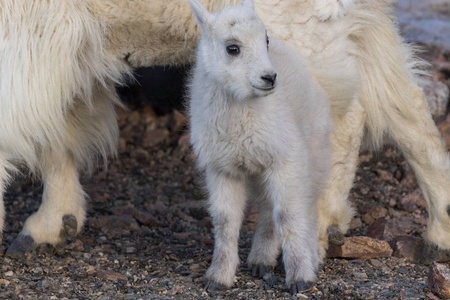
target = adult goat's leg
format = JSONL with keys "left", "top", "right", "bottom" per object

{"left": 7, "top": 151, "right": 85, "bottom": 257}
{"left": 387, "top": 87, "right": 450, "bottom": 263}
{"left": 317, "top": 100, "right": 365, "bottom": 258}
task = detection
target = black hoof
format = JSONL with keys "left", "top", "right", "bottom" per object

{"left": 262, "top": 272, "right": 278, "bottom": 286}
{"left": 62, "top": 214, "right": 78, "bottom": 237}
{"left": 251, "top": 264, "right": 274, "bottom": 277}
{"left": 328, "top": 225, "right": 345, "bottom": 246}
{"left": 420, "top": 243, "right": 450, "bottom": 265}
{"left": 6, "top": 234, "right": 36, "bottom": 258}
{"left": 204, "top": 280, "right": 227, "bottom": 292}
{"left": 290, "top": 280, "right": 315, "bottom": 295}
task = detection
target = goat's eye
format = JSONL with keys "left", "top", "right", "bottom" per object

{"left": 226, "top": 44, "right": 240, "bottom": 55}
{"left": 266, "top": 36, "right": 269, "bottom": 48}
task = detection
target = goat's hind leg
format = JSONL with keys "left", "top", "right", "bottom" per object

{"left": 265, "top": 159, "right": 321, "bottom": 295}
{"left": 6, "top": 151, "right": 86, "bottom": 257}
{"left": 317, "top": 100, "right": 365, "bottom": 258}
{"left": 247, "top": 178, "right": 280, "bottom": 283}
{"left": 387, "top": 86, "right": 450, "bottom": 264}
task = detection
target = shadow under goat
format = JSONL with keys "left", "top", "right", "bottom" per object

{"left": 117, "top": 66, "right": 190, "bottom": 114}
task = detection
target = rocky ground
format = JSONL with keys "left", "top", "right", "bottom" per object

{"left": 0, "top": 1, "right": 450, "bottom": 300}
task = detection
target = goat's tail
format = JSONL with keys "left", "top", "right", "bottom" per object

{"left": 350, "top": 0, "right": 429, "bottom": 149}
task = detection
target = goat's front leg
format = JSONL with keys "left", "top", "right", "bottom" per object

{"left": 265, "top": 156, "right": 321, "bottom": 295}
{"left": 204, "top": 168, "right": 247, "bottom": 291}
{"left": 7, "top": 151, "right": 85, "bottom": 257}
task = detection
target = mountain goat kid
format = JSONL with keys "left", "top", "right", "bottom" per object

{"left": 188, "top": 0, "right": 332, "bottom": 294}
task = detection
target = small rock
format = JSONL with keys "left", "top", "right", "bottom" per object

{"left": 125, "top": 247, "right": 136, "bottom": 254}
{"left": 428, "top": 262, "right": 450, "bottom": 298}
{"left": 169, "top": 109, "right": 187, "bottom": 133}
{"left": 399, "top": 162, "right": 419, "bottom": 190}
{"left": 173, "top": 232, "right": 192, "bottom": 239}
{"left": 349, "top": 218, "right": 363, "bottom": 230}
{"left": 362, "top": 206, "right": 388, "bottom": 225}
{"left": 89, "top": 215, "right": 140, "bottom": 236}
{"left": 399, "top": 189, "right": 426, "bottom": 212}
{"left": 126, "top": 110, "right": 141, "bottom": 126}
{"left": 189, "top": 264, "right": 201, "bottom": 272}
{"left": 141, "top": 106, "right": 157, "bottom": 124}
{"left": 4, "top": 271, "right": 13, "bottom": 277}
{"left": 154, "top": 200, "right": 169, "bottom": 215}
{"left": 97, "top": 269, "right": 128, "bottom": 282}
{"left": 368, "top": 259, "right": 383, "bottom": 267}
{"left": 327, "top": 236, "right": 393, "bottom": 259}
{"left": 392, "top": 236, "right": 425, "bottom": 260}
{"left": 67, "top": 239, "right": 84, "bottom": 251}
{"left": 353, "top": 272, "right": 368, "bottom": 279}
{"left": 118, "top": 137, "right": 127, "bottom": 153}
{"left": 426, "top": 291, "right": 441, "bottom": 300}
{"left": 134, "top": 210, "right": 161, "bottom": 227}
{"left": 376, "top": 169, "right": 393, "bottom": 181}
{"left": 246, "top": 213, "right": 258, "bottom": 223}
{"left": 438, "top": 114, "right": 450, "bottom": 150}
{"left": 142, "top": 128, "right": 170, "bottom": 148}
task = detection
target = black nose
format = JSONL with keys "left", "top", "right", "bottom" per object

{"left": 261, "top": 73, "right": 277, "bottom": 86}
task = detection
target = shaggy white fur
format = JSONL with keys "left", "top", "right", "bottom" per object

{"left": 188, "top": 0, "right": 331, "bottom": 292}
{"left": 0, "top": 0, "right": 449, "bottom": 264}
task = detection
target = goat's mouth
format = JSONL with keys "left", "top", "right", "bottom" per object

{"left": 252, "top": 85, "right": 276, "bottom": 91}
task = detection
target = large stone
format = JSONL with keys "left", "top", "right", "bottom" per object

{"left": 327, "top": 236, "right": 393, "bottom": 259}
{"left": 367, "top": 218, "right": 406, "bottom": 242}
{"left": 396, "top": 0, "right": 450, "bottom": 56}
{"left": 391, "top": 236, "right": 425, "bottom": 260}
{"left": 428, "top": 262, "right": 450, "bottom": 299}
{"left": 367, "top": 217, "right": 420, "bottom": 242}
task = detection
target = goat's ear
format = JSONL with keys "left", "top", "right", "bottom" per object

{"left": 242, "top": 0, "right": 255, "bottom": 10}
{"left": 188, "top": 0, "right": 214, "bottom": 30}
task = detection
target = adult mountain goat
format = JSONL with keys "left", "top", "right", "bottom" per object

{"left": 188, "top": 0, "right": 331, "bottom": 293}
{"left": 1, "top": 0, "right": 449, "bottom": 265}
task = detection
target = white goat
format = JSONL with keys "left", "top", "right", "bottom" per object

{"left": 188, "top": 0, "right": 332, "bottom": 293}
